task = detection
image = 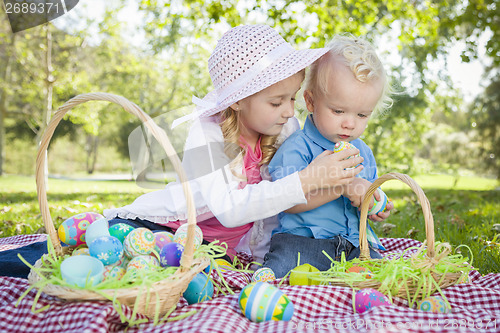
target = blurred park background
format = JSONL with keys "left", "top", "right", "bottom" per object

{"left": 0, "top": 1, "right": 499, "bottom": 273}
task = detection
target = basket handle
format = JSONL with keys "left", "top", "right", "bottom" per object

{"left": 359, "top": 172, "right": 435, "bottom": 260}
{"left": 36, "top": 92, "right": 198, "bottom": 270}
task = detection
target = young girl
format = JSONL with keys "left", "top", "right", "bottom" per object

{"left": 0, "top": 25, "right": 364, "bottom": 278}
{"left": 103, "top": 25, "right": 364, "bottom": 263}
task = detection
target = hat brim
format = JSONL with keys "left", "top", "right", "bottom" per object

{"left": 200, "top": 47, "right": 330, "bottom": 117}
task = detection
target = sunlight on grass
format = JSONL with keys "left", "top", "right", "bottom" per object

{"left": 381, "top": 173, "right": 498, "bottom": 191}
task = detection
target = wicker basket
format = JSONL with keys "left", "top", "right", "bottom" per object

{"left": 328, "top": 172, "right": 466, "bottom": 299}
{"left": 27, "top": 92, "right": 210, "bottom": 318}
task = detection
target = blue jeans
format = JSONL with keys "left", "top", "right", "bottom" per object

{"left": 262, "top": 233, "right": 382, "bottom": 278}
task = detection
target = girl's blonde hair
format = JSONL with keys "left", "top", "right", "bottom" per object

{"left": 306, "top": 35, "right": 393, "bottom": 115}
{"left": 219, "top": 69, "right": 305, "bottom": 177}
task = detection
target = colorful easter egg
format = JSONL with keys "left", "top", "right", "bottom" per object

{"left": 173, "top": 224, "right": 203, "bottom": 250}
{"left": 183, "top": 272, "right": 214, "bottom": 304}
{"left": 368, "top": 188, "right": 388, "bottom": 215}
{"left": 355, "top": 288, "right": 391, "bottom": 314}
{"left": 126, "top": 255, "right": 160, "bottom": 276}
{"left": 109, "top": 255, "right": 128, "bottom": 268}
{"left": 85, "top": 218, "right": 110, "bottom": 245}
{"left": 238, "top": 282, "right": 294, "bottom": 322}
{"left": 103, "top": 265, "right": 126, "bottom": 280}
{"left": 89, "top": 235, "right": 123, "bottom": 266}
{"left": 346, "top": 265, "right": 373, "bottom": 279}
{"left": 252, "top": 267, "right": 276, "bottom": 283}
{"left": 159, "top": 242, "right": 184, "bottom": 267}
{"left": 333, "top": 141, "right": 361, "bottom": 170}
{"left": 123, "top": 228, "right": 155, "bottom": 258}
{"left": 109, "top": 223, "right": 135, "bottom": 244}
{"left": 58, "top": 212, "right": 104, "bottom": 246}
{"left": 154, "top": 231, "right": 174, "bottom": 253}
{"left": 72, "top": 247, "right": 90, "bottom": 256}
{"left": 290, "top": 264, "right": 321, "bottom": 285}
{"left": 418, "top": 296, "right": 452, "bottom": 314}
{"left": 215, "top": 258, "right": 233, "bottom": 272}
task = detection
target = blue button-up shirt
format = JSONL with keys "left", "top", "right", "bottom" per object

{"left": 269, "top": 115, "right": 378, "bottom": 248}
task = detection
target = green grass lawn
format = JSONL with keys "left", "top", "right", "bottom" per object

{"left": 1, "top": 174, "right": 499, "bottom": 274}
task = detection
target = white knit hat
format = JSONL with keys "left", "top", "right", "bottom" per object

{"left": 172, "top": 25, "right": 329, "bottom": 128}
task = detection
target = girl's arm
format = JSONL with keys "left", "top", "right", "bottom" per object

{"left": 284, "top": 186, "right": 344, "bottom": 214}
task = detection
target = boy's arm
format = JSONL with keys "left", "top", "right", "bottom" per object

{"left": 284, "top": 186, "right": 343, "bottom": 213}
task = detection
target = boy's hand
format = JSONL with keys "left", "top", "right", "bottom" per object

{"left": 343, "top": 178, "right": 372, "bottom": 208}
{"left": 368, "top": 199, "right": 394, "bottom": 222}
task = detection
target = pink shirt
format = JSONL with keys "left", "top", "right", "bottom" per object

{"left": 169, "top": 136, "right": 263, "bottom": 257}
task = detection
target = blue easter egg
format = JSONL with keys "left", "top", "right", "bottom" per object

{"left": 238, "top": 282, "right": 294, "bottom": 322}
{"left": 183, "top": 272, "right": 214, "bottom": 304}
{"left": 89, "top": 235, "right": 123, "bottom": 265}
{"left": 159, "top": 242, "right": 184, "bottom": 267}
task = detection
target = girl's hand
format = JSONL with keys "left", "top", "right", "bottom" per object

{"left": 298, "top": 149, "right": 364, "bottom": 195}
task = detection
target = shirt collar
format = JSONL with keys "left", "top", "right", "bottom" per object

{"left": 303, "top": 114, "right": 336, "bottom": 150}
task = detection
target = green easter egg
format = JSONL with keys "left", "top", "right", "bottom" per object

{"left": 289, "top": 263, "right": 321, "bottom": 285}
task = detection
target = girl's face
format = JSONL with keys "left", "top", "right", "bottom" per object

{"left": 304, "top": 56, "right": 383, "bottom": 143}
{"left": 231, "top": 72, "right": 304, "bottom": 146}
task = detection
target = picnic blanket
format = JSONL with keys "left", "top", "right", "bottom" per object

{"left": 0, "top": 234, "right": 499, "bottom": 333}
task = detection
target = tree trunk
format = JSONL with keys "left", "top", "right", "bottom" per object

{"left": 0, "top": 33, "right": 16, "bottom": 176}
{"left": 86, "top": 134, "right": 99, "bottom": 174}
{"left": 38, "top": 24, "right": 54, "bottom": 182}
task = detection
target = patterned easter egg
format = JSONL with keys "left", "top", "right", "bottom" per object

{"left": 367, "top": 188, "right": 388, "bottom": 215}
{"left": 154, "top": 231, "right": 175, "bottom": 253}
{"left": 183, "top": 272, "right": 214, "bottom": 304}
{"left": 109, "top": 223, "right": 135, "bottom": 244}
{"left": 159, "top": 242, "right": 184, "bottom": 267}
{"left": 72, "top": 247, "right": 90, "bottom": 256}
{"left": 355, "top": 288, "right": 391, "bottom": 314}
{"left": 215, "top": 258, "right": 233, "bottom": 272}
{"left": 89, "top": 236, "right": 123, "bottom": 265}
{"left": 418, "top": 296, "right": 452, "bottom": 314}
{"left": 173, "top": 224, "right": 203, "bottom": 250}
{"left": 333, "top": 141, "right": 361, "bottom": 170}
{"left": 346, "top": 265, "right": 373, "bottom": 279}
{"left": 103, "top": 265, "right": 126, "bottom": 280}
{"left": 252, "top": 267, "right": 276, "bottom": 283}
{"left": 238, "top": 282, "right": 294, "bottom": 322}
{"left": 126, "top": 255, "right": 160, "bottom": 276}
{"left": 58, "top": 212, "right": 104, "bottom": 246}
{"left": 123, "top": 228, "right": 155, "bottom": 258}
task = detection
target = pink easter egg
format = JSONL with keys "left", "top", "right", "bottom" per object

{"left": 58, "top": 212, "right": 104, "bottom": 247}
{"left": 355, "top": 288, "right": 391, "bottom": 314}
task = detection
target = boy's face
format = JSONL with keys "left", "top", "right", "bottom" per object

{"left": 304, "top": 56, "right": 383, "bottom": 143}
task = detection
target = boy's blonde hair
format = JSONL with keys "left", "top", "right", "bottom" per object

{"left": 305, "top": 35, "right": 393, "bottom": 115}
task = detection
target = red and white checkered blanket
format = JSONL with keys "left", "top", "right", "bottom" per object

{"left": 0, "top": 234, "right": 499, "bottom": 333}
